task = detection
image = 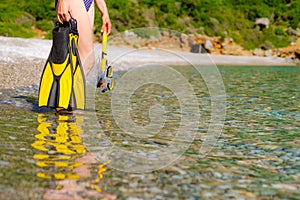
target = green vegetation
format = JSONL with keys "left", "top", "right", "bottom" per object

{"left": 1, "top": 0, "right": 299, "bottom": 49}
{"left": 0, "top": 0, "right": 56, "bottom": 38}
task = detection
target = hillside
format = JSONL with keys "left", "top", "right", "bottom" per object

{"left": 1, "top": 0, "right": 300, "bottom": 51}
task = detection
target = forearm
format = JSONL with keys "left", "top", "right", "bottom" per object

{"left": 94, "top": 0, "right": 109, "bottom": 17}
{"left": 94, "top": 0, "right": 111, "bottom": 34}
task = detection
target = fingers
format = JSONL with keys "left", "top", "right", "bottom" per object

{"left": 56, "top": 0, "right": 72, "bottom": 23}
{"left": 101, "top": 16, "right": 111, "bottom": 34}
{"left": 57, "top": 12, "right": 72, "bottom": 23}
{"left": 57, "top": 15, "right": 63, "bottom": 24}
{"left": 101, "top": 24, "right": 111, "bottom": 35}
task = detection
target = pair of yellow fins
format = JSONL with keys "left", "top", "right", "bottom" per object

{"left": 38, "top": 19, "right": 114, "bottom": 112}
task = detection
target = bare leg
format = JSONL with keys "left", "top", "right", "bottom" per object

{"left": 68, "top": 0, "right": 95, "bottom": 76}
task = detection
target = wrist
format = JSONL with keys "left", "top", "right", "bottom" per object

{"left": 101, "top": 12, "right": 109, "bottom": 17}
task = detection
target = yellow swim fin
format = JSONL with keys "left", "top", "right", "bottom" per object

{"left": 38, "top": 19, "right": 85, "bottom": 111}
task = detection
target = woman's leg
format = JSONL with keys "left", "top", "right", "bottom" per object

{"left": 68, "top": 0, "right": 95, "bottom": 76}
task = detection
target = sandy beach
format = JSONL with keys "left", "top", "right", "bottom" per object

{"left": 0, "top": 36, "right": 297, "bottom": 90}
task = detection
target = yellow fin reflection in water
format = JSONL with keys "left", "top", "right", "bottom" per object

{"left": 32, "top": 114, "right": 86, "bottom": 180}
{"left": 95, "top": 161, "right": 110, "bottom": 182}
{"left": 32, "top": 113, "right": 111, "bottom": 198}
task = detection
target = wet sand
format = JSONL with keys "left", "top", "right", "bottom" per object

{"left": 0, "top": 36, "right": 296, "bottom": 90}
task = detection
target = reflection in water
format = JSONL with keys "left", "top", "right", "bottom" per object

{"left": 32, "top": 114, "right": 85, "bottom": 180}
{"left": 32, "top": 114, "right": 115, "bottom": 200}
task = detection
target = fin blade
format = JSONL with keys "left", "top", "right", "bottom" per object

{"left": 38, "top": 62, "right": 54, "bottom": 107}
{"left": 73, "top": 65, "right": 85, "bottom": 109}
{"left": 68, "top": 33, "right": 86, "bottom": 110}
{"left": 58, "top": 64, "right": 73, "bottom": 109}
{"left": 52, "top": 55, "right": 70, "bottom": 76}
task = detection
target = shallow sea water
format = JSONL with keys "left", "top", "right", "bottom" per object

{"left": 0, "top": 66, "right": 299, "bottom": 199}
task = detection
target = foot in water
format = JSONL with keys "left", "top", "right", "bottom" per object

{"left": 55, "top": 107, "right": 73, "bottom": 115}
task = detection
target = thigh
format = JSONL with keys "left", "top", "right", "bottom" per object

{"left": 87, "top": 3, "right": 95, "bottom": 29}
{"left": 69, "top": 0, "right": 94, "bottom": 61}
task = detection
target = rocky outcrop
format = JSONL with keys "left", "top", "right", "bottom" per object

{"left": 108, "top": 30, "right": 300, "bottom": 63}
{"left": 277, "top": 37, "right": 300, "bottom": 60}
{"left": 255, "top": 18, "right": 270, "bottom": 30}
{"left": 286, "top": 27, "right": 300, "bottom": 37}
{"left": 253, "top": 48, "right": 265, "bottom": 57}
{"left": 220, "top": 38, "right": 252, "bottom": 56}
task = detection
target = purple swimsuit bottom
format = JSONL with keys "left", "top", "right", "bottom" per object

{"left": 83, "top": 0, "right": 93, "bottom": 11}
{"left": 55, "top": 0, "right": 93, "bottom": 12}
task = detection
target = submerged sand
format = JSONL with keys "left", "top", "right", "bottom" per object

{"left": 0, "top": 36, "right": 296, "bottom": 90}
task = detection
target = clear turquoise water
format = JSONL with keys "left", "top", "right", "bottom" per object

{"left": 0, "top": 66, "right": 299, "bottom": 199}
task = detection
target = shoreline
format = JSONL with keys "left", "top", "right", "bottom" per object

{"left": 0, "top": 36, "right": 298, "bottom": 90}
